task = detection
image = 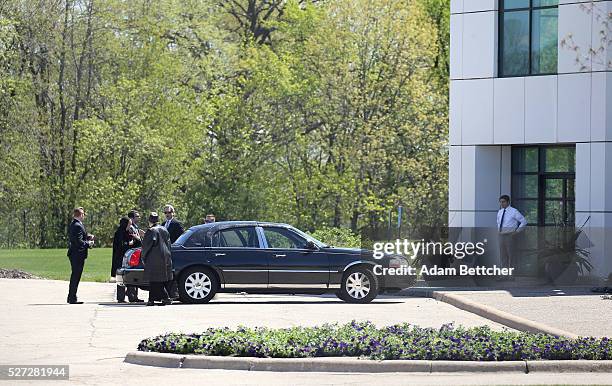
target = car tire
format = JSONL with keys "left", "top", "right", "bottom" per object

{"left": 339, "top": 266, "right": 379, "bottom": 303}
{"left": 178, "top": 266, "right": 218, "bottom": 304}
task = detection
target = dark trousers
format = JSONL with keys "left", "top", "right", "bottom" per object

{"left": 165, "top": 280, "right": 178, "bottom": 299}
{"left": 117, "top": 285, "right": 138, "bottom": 302}
{"left": 68, "top": 256, "right": 85, "bottom": 301}
{"left": 148, "top": 281, "right": 170, "bottom": 302}
{"left": 499, "top": 233, "right": 514, "bottom": 269}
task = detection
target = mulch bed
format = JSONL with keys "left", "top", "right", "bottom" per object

{"left": 0, "top": 268, "right": 40, "bottom": 279}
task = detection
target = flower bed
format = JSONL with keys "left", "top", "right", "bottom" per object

{"left": 137, "top": 321, "right": 612, "bottom": 361}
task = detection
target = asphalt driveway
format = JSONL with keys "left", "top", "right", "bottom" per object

{"left": 1, "top": 278, "right": 611, "bottom": 385}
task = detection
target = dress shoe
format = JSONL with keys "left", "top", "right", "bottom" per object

{"left": 117, "top": 299, "right": 126, "bottom": 303}
{"left": 161, "top": 298, "right": 172, "bottom": 305}
{"left": 68, "top": 300, "right": 83, "bottom": 304}
{"left": 146, "top": 301, "right": 156, "bottom": 306}
{"left": 129, "top": 298, "right": 145, "bottom": 303}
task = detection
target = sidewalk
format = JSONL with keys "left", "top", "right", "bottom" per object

{"left": 404, "top": 285, "right": 611, "bottom": 338}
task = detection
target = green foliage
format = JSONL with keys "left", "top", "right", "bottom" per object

{"left": 310, "top": 227, "right": 361, "bottom": 248}
{"left": 0, "top": 248, "right": 113, "bottom": 282}
{"left": 138, "top": 321, "right": 612, "bottom": 360}
{"left": 0, "top": 0, "right": 449, "bottom": 248}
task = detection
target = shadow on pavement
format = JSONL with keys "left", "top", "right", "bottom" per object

{"left": 99, "top": 299, "right": 404, "bottom": 306}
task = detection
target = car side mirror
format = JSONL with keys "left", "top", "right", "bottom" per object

{"left": 305, "top": 240, "right": 317, "bottom": 250}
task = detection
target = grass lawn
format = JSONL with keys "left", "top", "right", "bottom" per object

{"left": 0, "top": 248, "right": 112, "bottom": 282}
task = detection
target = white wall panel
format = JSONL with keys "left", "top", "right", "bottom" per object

{"left": 558, "top": 73, "right": 591, "bottom": 142}
{"left": 494, "top": 77, "right": 525, "bottom": 144}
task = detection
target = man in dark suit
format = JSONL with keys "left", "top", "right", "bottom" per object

{"left": 161, "top": 205, "right": 182, "bottom": 299}
{"left": 67, "top": 207, "right": 94, "bottom": 304}
{"left": 162, "top": 204, "right": 184, "bottom": 243}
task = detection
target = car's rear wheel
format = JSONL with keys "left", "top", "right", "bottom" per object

{"left": 339, "top": 267, "right": 379, "bottom": 303}
{"left": 178, "top": 267, "right": 218, "bottom": 304}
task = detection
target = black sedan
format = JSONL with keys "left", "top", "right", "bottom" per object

{"left": 116, "top": 221, "right": 414, "bottom": 303}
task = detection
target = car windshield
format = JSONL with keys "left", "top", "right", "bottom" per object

{"left": 290, "top": 227, "right": 328, "bottom": 248}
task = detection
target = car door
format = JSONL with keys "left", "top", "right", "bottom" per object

{"left": 210, "top": 226, "right": 269, "bottom": 288}
{"left": 261, "top": 226, "right": 330, "bottom": 288}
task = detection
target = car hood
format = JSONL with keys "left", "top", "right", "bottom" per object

{"left": 322, "top": 246, "right": 370, "bottom": 255}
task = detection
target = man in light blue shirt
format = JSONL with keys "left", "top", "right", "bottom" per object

{"left": 497, "top": 195, "right": 527, "bottom": 277}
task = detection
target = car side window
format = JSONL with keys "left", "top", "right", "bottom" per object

{"left": 184, "top": 229, "right": 208, "bottom": 247}
{"left": 213, "top": 227, "right": 259, "bottom": 248}
{"left": 263, "top": 227, "right": 308, "bottom": 249}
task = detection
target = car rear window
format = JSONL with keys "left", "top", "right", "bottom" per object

{"left": 174, "top": 229, "right": 193, "bottom": 245}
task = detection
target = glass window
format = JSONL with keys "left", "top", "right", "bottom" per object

{"left": 263, "top": 227, "right": 308, "bottom": 249}
{"left": 503, "top": 0, "right": 530, "bottom": 9}
{"left": 544, "top": 200, "right": 564, "bottom": 225}
{"left": 511, "top": 145, "right": 575, "bottom": 226}
{"left": 514, "top": 175, "right": 539, "bottom": 198}
{"left": 213, "top": 227, "right": 259, "bottom": 248}
{"left": 514, "top": 199, "right": 538, "bottom": 224}
{"left": 544, "top": 147, "right": 575, "bottom": 172}
{"left": 184, "top": 229, "right": 208, "bottom": 247}
{"left": 502, "top": 11, "right": 530, "bottom": 76}
{"left": 532, "top": 0, "right": 557, "bottom": 7}
{"left": 500, "top": 0, "right": 558, "bottom": 77}
{"left": 544, "top": 178, "right": 564, "bottom": 199}
{"left": 512, "top": 147, "right": 539, "bottom": 172}
{"left": 174, "top": 229, "right": 193, "bottom": 245}
{"left": 531, "top": 8, "right": 558, "bottom": 74}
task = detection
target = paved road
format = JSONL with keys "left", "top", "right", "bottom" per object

{"left": 418, "top": 287, "right": 612, "bottom": 337}
{"left": 1, "top": 278, "right": 611, "bottom": 385}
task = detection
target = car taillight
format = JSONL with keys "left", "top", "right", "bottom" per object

{"left": 129, "top": 249, "right": 142, "bottom": 267}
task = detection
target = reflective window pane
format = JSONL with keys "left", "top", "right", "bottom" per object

{"left": 512, "top": 147, "right": 539, "bottom": 172}
{"left": 504, "top": 0, "right": 529, "bottom": 9}
{"left": 502, "top": 11, "right": 530, "bottom": 76}
{"left": 533, "top": 0, "right": 558, "bottom": 7}
{"left": 566, "top": 201, "right": 575, "bottom": 225}
{"left": 544, "top": 147, "right": 575, "bottom": 172}
{"left": 544, "top": 200, "right": 564, "bottom": 225}
{"left": 544, "top": 178, "right": 564, "bottom": 199}
{"left": 567, "top": 178, "right": 575, "bottom": 199}
{"left": 514, "top": 175, "right": 539, "bottom": 199}
{"left": 515, "top": 199, "right": 538, "bottom": 224}
{"left": 531, "top": 8, "right": 558, "bottom": 74}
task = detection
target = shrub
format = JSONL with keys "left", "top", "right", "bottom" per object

{"left": 310, "top": 227, "right": 361, "bottom": 248}
{"left": 137, "top": 321, "right": 612, "bottom": 361}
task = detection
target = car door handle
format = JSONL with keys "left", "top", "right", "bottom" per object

{"left": 215, "top": 253, "right": 226, "bottom": 257}
{"left": 273, "top": 254, "right": 286, "bottom": 258}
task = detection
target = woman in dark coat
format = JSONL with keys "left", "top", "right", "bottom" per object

{"left": 112, "top": 217, "right": 142, "bottom": 303}
{"left": 141, "top": 212, "right": 173, "bottom": 306}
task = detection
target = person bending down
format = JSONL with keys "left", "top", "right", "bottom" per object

{"left": 141, "top": 212, "right": 173, "bottom": 306}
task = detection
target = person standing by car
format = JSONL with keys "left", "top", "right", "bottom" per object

{"left": 67, "top": 207, "right": 94, "bottom": 304}
{"left": 162, "top": 204, "right": 184, "bottom": 243}
{"left": 111, "top": 216, "right": 143, "bottom": 303}
{"left": 128, "top": 209, "right": 145, "bottom": 243}
{"left": 142, "top": 212, "right": 173, "bottom": 306}
{"left": 204, "top": 213, "right": 216, "bottom": 224}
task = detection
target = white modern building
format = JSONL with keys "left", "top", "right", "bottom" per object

{"left": 449, "top": 0, "right": 611, "bottom": 279}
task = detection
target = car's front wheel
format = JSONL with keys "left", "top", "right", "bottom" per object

{"left": 178, "top": 267, "right": 218, "bottom": 304}
{"left": 338, "top": 267, "right": 379, "bottom": 303}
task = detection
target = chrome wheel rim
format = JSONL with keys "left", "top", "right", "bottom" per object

{"left": 346, "top": 272, "right": 371, "bottom": 299}
{"left": 185, "top": 272, "right": 212, "bottom": 299}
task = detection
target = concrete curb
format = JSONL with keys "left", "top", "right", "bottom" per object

{"left": 406, "top": 288, "right": 579, "bottom": 338}
{"left": 124, "top": 352, "right": 612, "bottom": 373}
